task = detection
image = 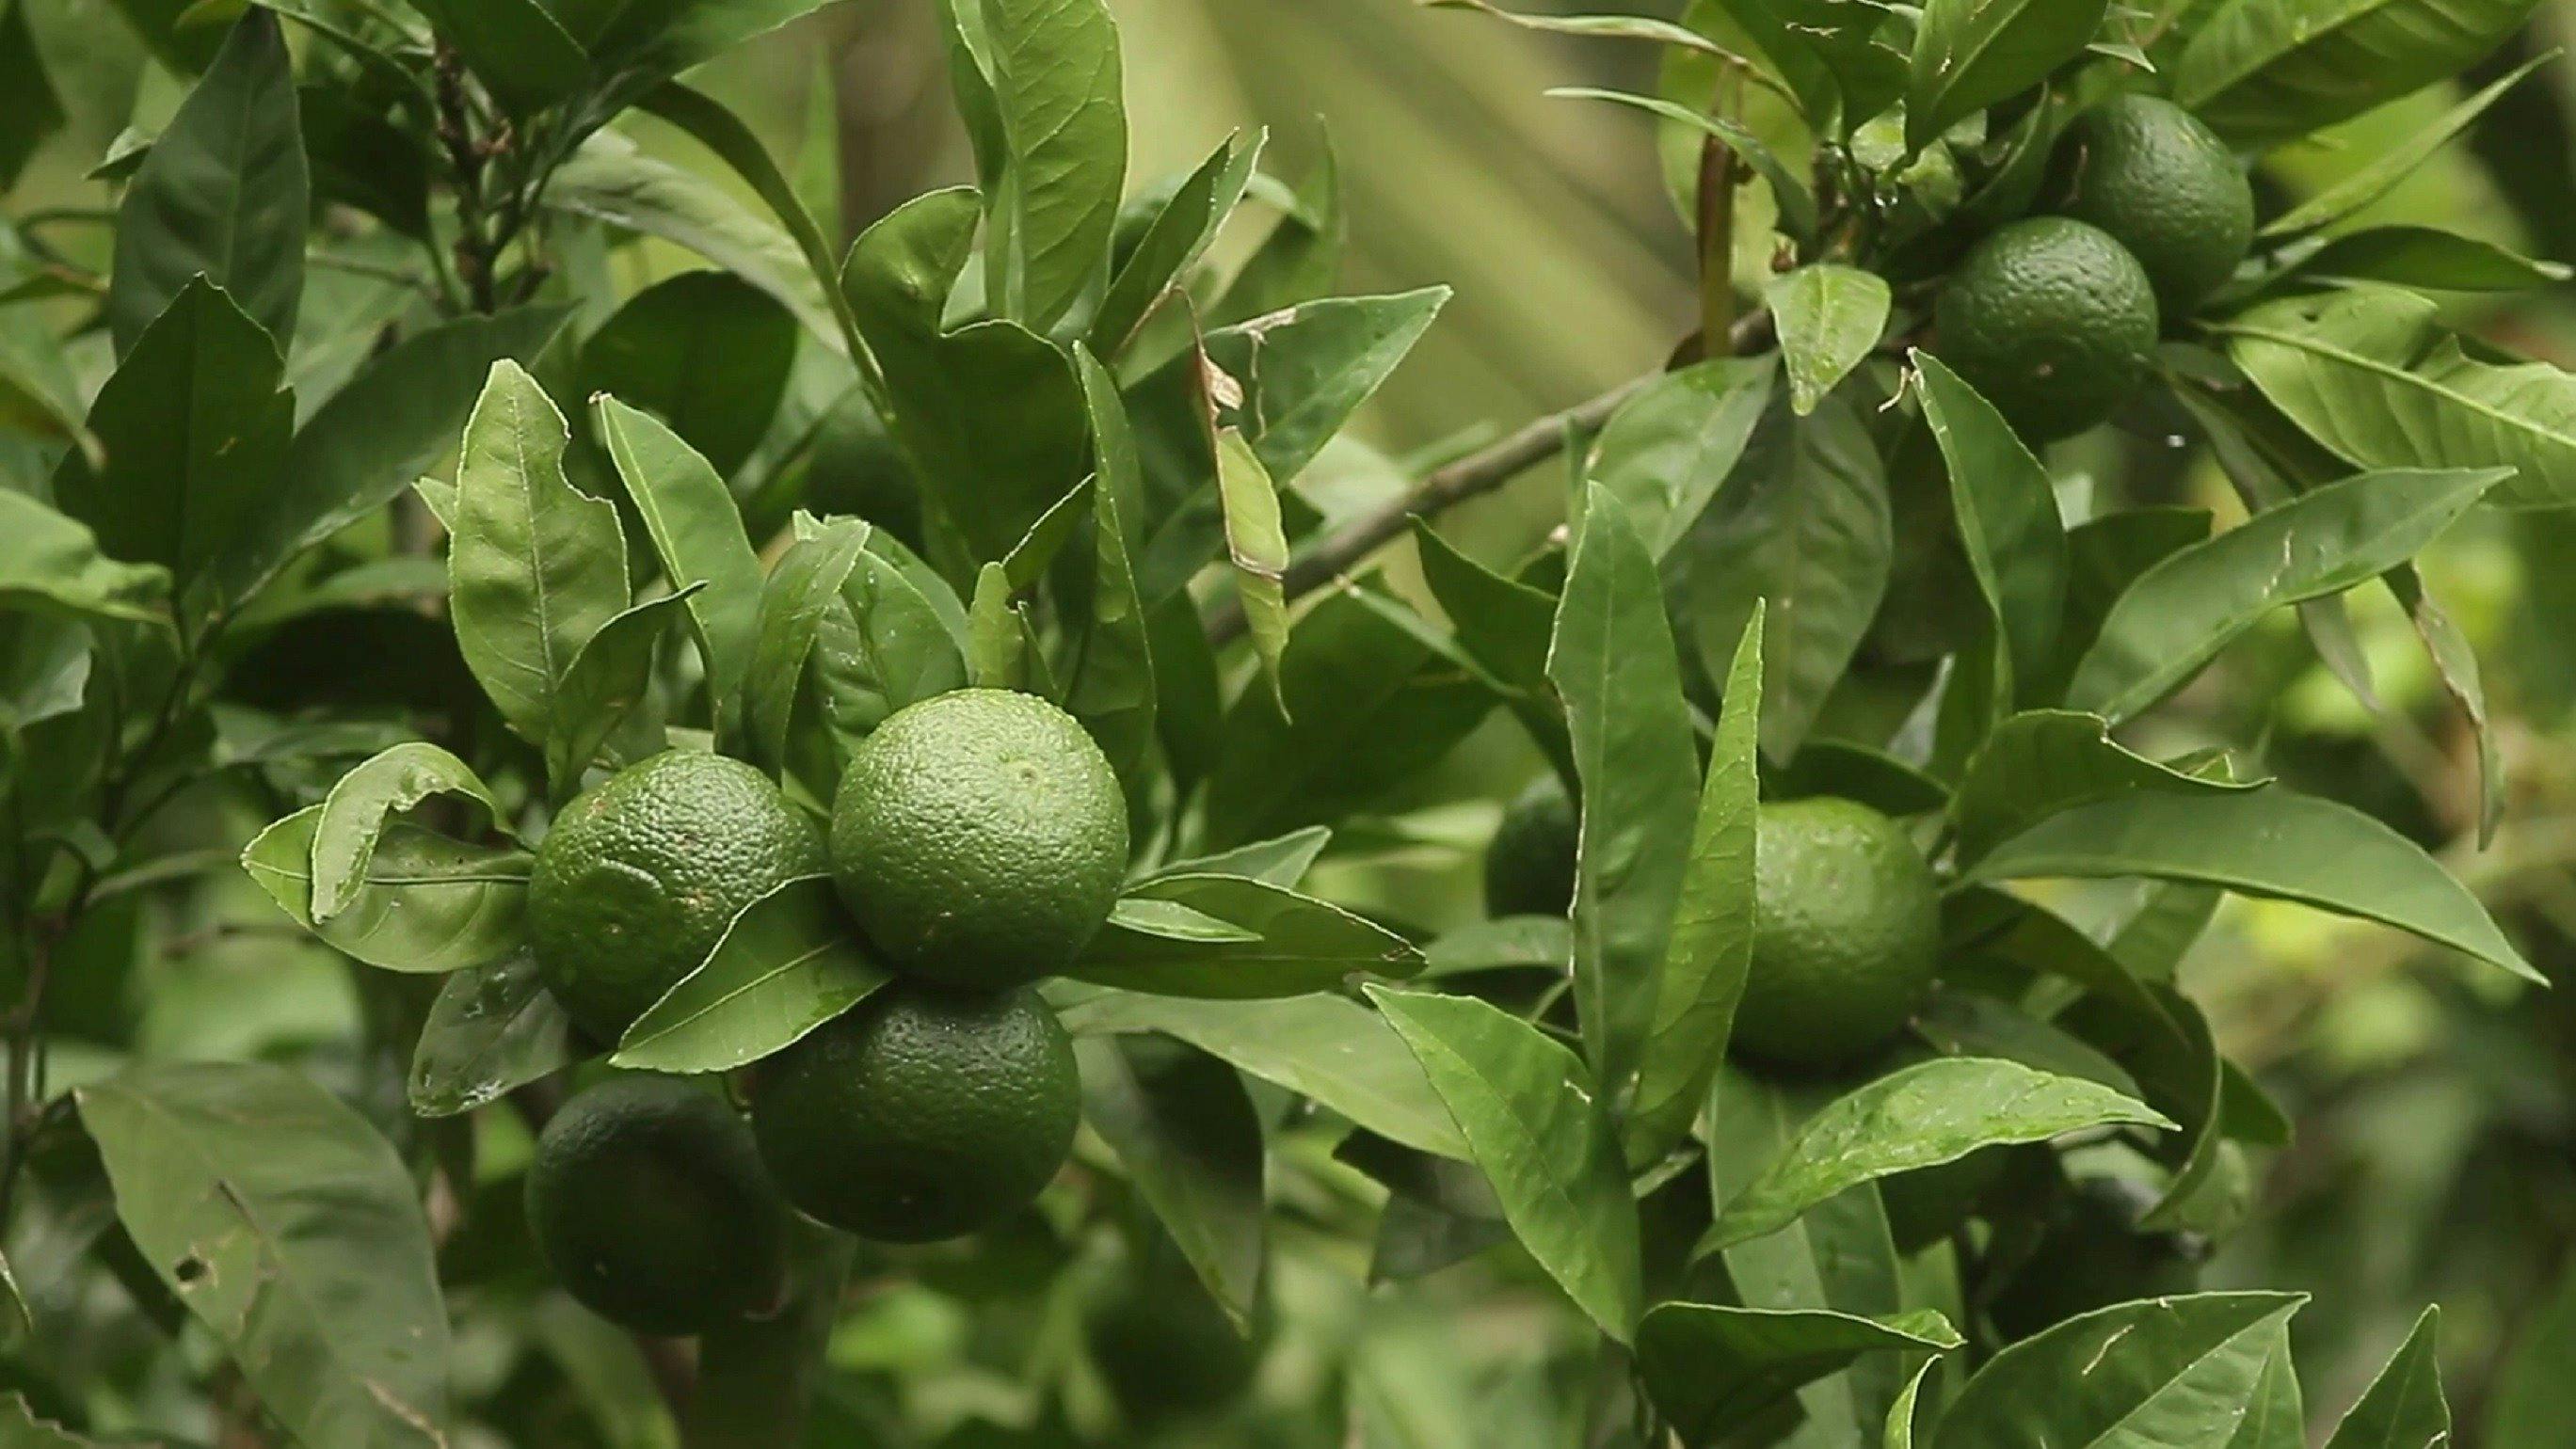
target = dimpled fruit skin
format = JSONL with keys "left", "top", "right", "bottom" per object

{"left": 1734, "top": 797, "right": 1941, "bottom": 1070}
{"left": 830, "top": 690, "right": 1127, "bottom": 990}
{"left": 751, "top": 983, "right": 1079, "bottom": 1243}
{"left": 1484, "top": 774, "right": 1578, "bottom": 918}
{"left": 531, "top": 751, "right": 825, "bottom": 1040}
{"left": 2053, "top": 95, "right": 2253, "bottom": 313}
{"left": 1933, "top": 216, "right": 2159, "bottom": 442}
{"left": 525, "top": 1075, "right": 789, "bottom": 1335}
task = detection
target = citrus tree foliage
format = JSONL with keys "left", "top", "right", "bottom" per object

{"left": 0, "top": 0, "right": 2567, "bottom": 1442}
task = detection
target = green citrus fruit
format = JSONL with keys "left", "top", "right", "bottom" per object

{"left": 751, "top": 982, "right": 1080, "bottom": 1243}
{"left": 1484, "top": 774, "right": 1577, "bottom": 918}
{"left": 531, "top": 751, "right": 826, "bottom": 1040}
{"left": 1734, "top": 796, "right": 1941, "bottom": 1070}
{"left": 2049, "top": 94, "right": 2253, "bottom": 314}
{"left": 1933, "top": 216, "right": 2159, "bottom": 442}
{"left": 829, "top": 689, "right": 1128, "bottom": 991}
{"left": 1988, "top": 1175, "right": 2205, "bottom": 1339}
{"left": 525, "top": 1075, "right": 789, "bottom": 1335}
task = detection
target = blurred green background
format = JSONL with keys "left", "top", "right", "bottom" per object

{"left": 15, "top": 0, "right": 2576, "bottom": 1437}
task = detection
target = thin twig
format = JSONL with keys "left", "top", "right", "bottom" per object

{"left": 1206, "top": 310, "right": 1774, "bottom": 645}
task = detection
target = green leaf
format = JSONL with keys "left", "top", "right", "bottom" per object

{"left": 0, "top": 1394, "right": 98, "bottom": 1447}
{"left": 1907, "top": 0, "right": 2110, "bottom": 151}
{"left": 1624, "top": 607, "right": 1760, "bottom": 1168}
{"left": 1076, "top": 1034, "right": 1267, "bottom": 1329}
{"left": 77, "top": 1062, "right": 450, "bottom": 1446}
{"left": 1070, "top": 873, "right": 1422, "bottom": 998}
{"left": 1929, "top": 1294, "right": 2306, "bottom": 1449}
{"left": 1915, "top": 353, "right": 2066, "bottom": 709}
{"left": 582, "top": 273, "right": 799, "bottom": 480}
{"left": 54, "top": 279, "right": 289, "bottom": 627}
{"left": 1707, "top": 1058, "right": 2174, "bottom": 1250}
{"left": 1547, "top": 87, "right": 1817, "bottom": 241}
{"left": 2490, "top": 1257, "right": 2576, "bottom": 1447}
{"left": 1771, "top": 265, "right": 1891, "bottom": 414}
{"left": 1638, "top": 1304, "right": 1961, "bottom": 1445}
{"left": 545, "top": 589, "right": 694, "bottom": 794}
{"left": 2226, "top": 1328, "right": 2308, "bottom": 1449}
{"left": 840, "top": 187, "right": 1092, "bottom": 564}
{"left": 1584, "top": 358, "right": 1775, "bottom": 558}
{"left": 0, "top": 492, "right": 168, "bottom": 625}
{"left": 406, "top": 0, "right": 585, "bottom": 113}
{"left": 1951, "top": 710, "right": 2262, "bottom": 864}
{"left": 447, "top": 360, "right": 632, "bottom": 745}
{"left": 1059, "top": 987, "right": 1466, "bottom": 1158}
{"left": 0, "top": 0, "right": 63, "bottom": 191}
{"left": 966, "top": 562, "right": 1021, "bottom": 691}
{"left": 1887, "top": 1359, "right": 1938, "bottom": 1449}
{"left": 549, "top": 134, "right": 839, "bottom": 347}
{"left": 1364, "top": 985, "right": 1643, "bottom": 1342}
{"left": 309, "top": 742, "right": 510, "bottom": 921}
{"left": 1067, "top": 348, "right": 1158, "bottom": 794}
{"left": 2174, "top": 0, "right": 2541, "bottom": 145}
{"left": 1669, "top": 393, "right": 1892, "bottom": 758}
{"left": 745, "top": 518, "right": 869, "bottom": 773}
{"left": 614, "top": 877, "right": 889, "bottom": 1074}
{"left": 1147, "top": 826, "right": 1333, "bottom": 887}
{"left": 2224, "top": 289, "right": 2576, "bottom": 508}
{"left": 247, "top": 305, "right": 572, "bottom": 604}
{"left": 1424, "top": 0, "right": 1746, "bottom": 52}
{"left": 2067, "top": 467, "right": 2505, "bottom": 720}
{"left": 596, "top": 397, "right": 766, "bottom": 744}
{"left": 1944, "top": 885, "right": 2190, "bottom": 1050}
{"left": 1215, "top": 426, "right": 1293, "bottom": 701}
{"left": 1213, "top": 129, "right": 1344, "bottom": 325}
{"left": 408, "top": 948, "right": 570, "bottom": 1117}
{"left": 245, "top": 806, "right": 530, "bottom": 973}
{"left": 2325, "top": 1307, "right": 2448, "bottom": 1449}
{"left": 1550, "top": 487, "right": 1700, "bottom": 1096}
{"left": 2261, "top": 56, "right": 2553, "bottom": 238}
{"left": 940, "top": 0, "right": 1128, "bottom": 330}
{"left": 1968, "top": 786, "right": 2538, "bottom": 982}
{"left": 805, "top": 539, "right": 970, "bottom": 772}
{"left": 1092, "top": 131, "right": 1262, "bottom": 357}
{"left": 108, "top": 10, "right": 305, "bottom": 354}
{"left": 1203, "top": 289, "right": 1449, "bottom": 486}
{"left": 2280, "top": 225, "right": 2571, "bottom": 293}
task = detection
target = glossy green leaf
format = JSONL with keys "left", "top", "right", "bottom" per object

{"left": 109, "top": 10, "right": 305, "bottom": 353}
{"left": 1365, "top": 985, "right": 1643, "bottom": 1341}
{"left": 2262, "top": 56, "right": 2551, "bottom": 238}
{"left": 1212, "top": 128, "right": 1344, "bottom": 325}
{"left": 2226, "top": 287, "right": 2576, "bottom": 510}
{"left": 1091, "top": 131, "right": 1262, "bottom": 357}
{"left": 1058, "top": 987, "right": 1467, "bottom": 1158}
{"left": 1624, "top": 607, "right": 1760, "bottom": 1168}
{"left": 2175, "top": 0, "right": 2540, "bottom": 145}
{"left": 2068, "top": 468, "right": 2504, "bottom": 720}
{"left": 1771, "top": 265, "right": 1890, "bottom": 414}
{"left": 2225, "top": 1327, "right": 2307, "bottom": 1449}
{"left": 1669, "top": 393, "right": 1892, "bottom": 758}
{"left": 596, "top": 398, "right": 766, "bottom": 744}
{"left": 1204, "top": 288, "right": 1448, "bottom": 486}
{"left": 805, "top": 540, "right": 970, "bottom": 772}
{"left": 615, "top": 878, "right": 888, "bottom": 1074}
{"left": 1147, "top": 826, "right": 1333, "bottom": 888}
{"left": 2282, "top": 226, "right": 2571, "bottom": 293}
{"left": 1548, "top": 87, "right": 1817, "bottom": 240}
{"left": 745, "top": 518, "right": 869, "bottom": 773}
{"left": 2325, "top": 1307, "right": 2448, "bottom": 1449}
{"left": 1066, "top": 347, "right": 1158, "bottom": 794}
{"left": 1952, "top": 711, "right": 2260, "bottom": 864}
{"left": 55, "top": 279, "right": 290, "bottom": 626}
{"left": 1215, "top": 426, "right": 1293, "bottom": 703}
{"left": 1070, "top": 873, "right": 1421, "bottom": 998}
{"left": 1943, "top": 886, "right": 2188, "bottom": 1051}
{"left": 2489, "top": 1257, "right": 2576, "bottom": 1447}
{"left": 966, "top": 562, "right": 1021, "bottom": 691}
{"left": 447, "top": 360, "right": 632, "bottom": 745}
{"left": 1969, "top": 787, "right": 2537, "bottom": 982}
{"left": 310, "top": 742, "right": 510, "bottom": 921}
{"left": 1915, "top": 353, "right": 2066, "bottom": 709}
{"left": 1077, "top": 1034, "right": 1267, "bottom": 1329}
{"left": 1584, "top": 358, "right": 1774, "bottom": 558}
{"left": 1551, "top": 487, "right": 1700, "bottom": 1095}
{"left": 544, "top": 589, "right": 695, "bottom": 794}
{"left": 1638, "top": 1303, "right": 1961, "bottom": 1445}
{"left": 1708, "top": 1058, "right": 2173, "bottom": 1249}
{"left": 0, "top": 491, "right": 168, "bottom": 625}
{"left": 1907, "top": 0, "right": 2110, "bottom": 151}
{"left": 248, "top": 305, "right": 572, "bottom": 604}
{"left": 1930, "top": 1294, "right": 2305, "bottom": 1449}
{"left": 0, "top": 0, "right": 62, "bottom": 190}
{"left": 941, "top": 0, "right": 1128, "bottom": 330}
{"left": 77, "top": 1062, "right": 450, "bottom": 1446}
{"left": 406, "top": 0, "right": 585, "bottom": 113}
{"left": 408, "top": 948, "right": 570, "bottom": 1117}
{"left": 583, "top": 274, "right": 799, "bottom": 480}
{"left": 244, "top": 806, "right": 531, "bottom": 973}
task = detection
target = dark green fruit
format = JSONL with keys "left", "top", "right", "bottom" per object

{"left": 1483, "top": 774, "right": 1577, "bottom": 918}
{"left": 1933, "top": 216, "right": 2159, "bottom": 443}
{"left": 1734, "top": 797, "right": 1941, "bottom": 1071}
{"left": 2050, "top": 94, "right": 2253, "bottom": 314}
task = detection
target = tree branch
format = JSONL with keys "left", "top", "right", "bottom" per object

{"left": 1206, "top": 310, "right": 1774, "bottom": 645}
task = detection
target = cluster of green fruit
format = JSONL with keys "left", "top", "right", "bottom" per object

{"left": 1935, "top": 94, "right": 2255, "bottom": 442}
{"left": 1487, "top": 781, "right": 1941, "bottom": 1071}
{"left": 521, "top": 688, "right": 1128, "bottom": 1335}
